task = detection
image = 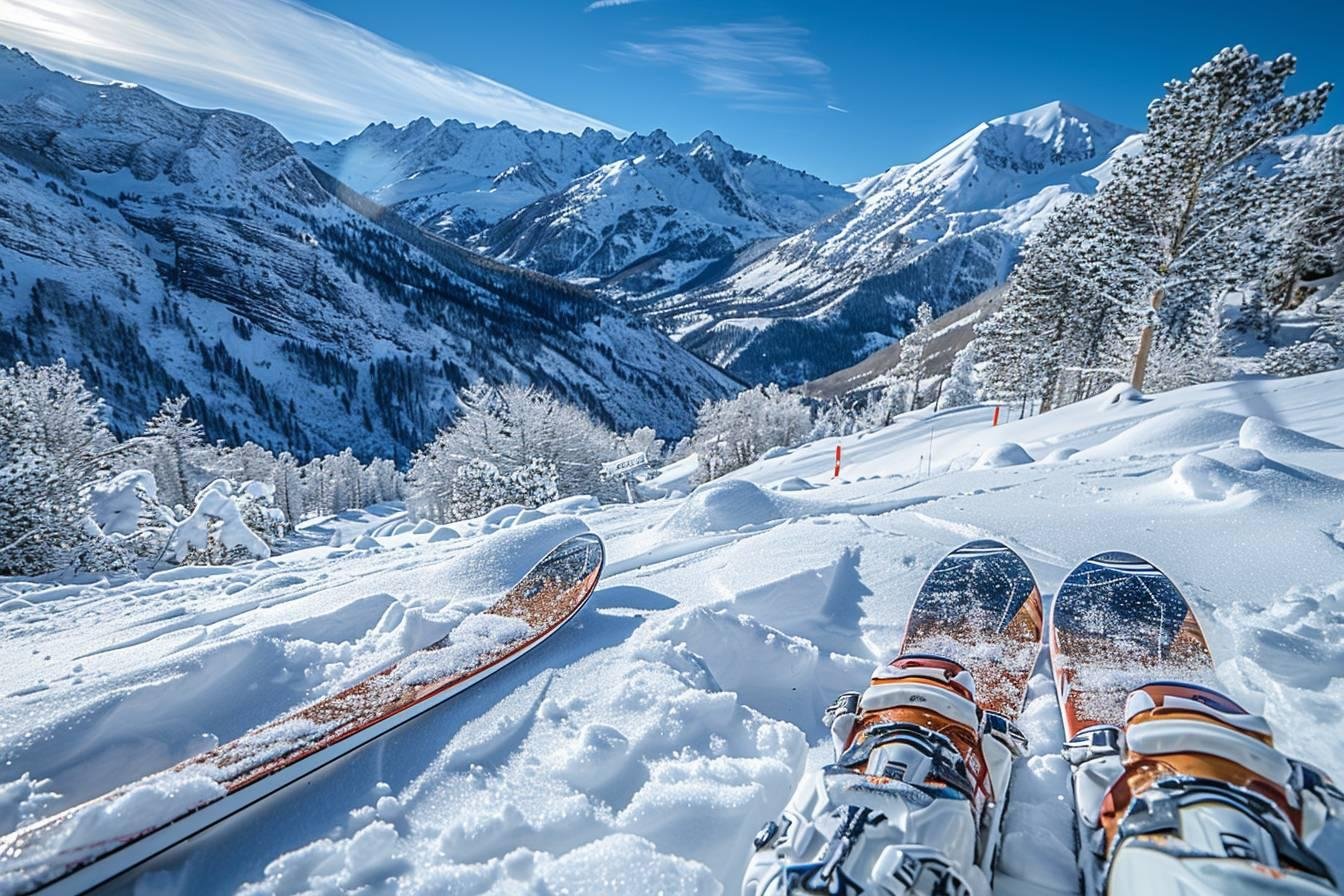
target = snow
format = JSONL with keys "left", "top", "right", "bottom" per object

{"left": 973, "top": 442, "right": 1034, "bottom": 468}
{"left": 89, "top": 470, "right": 156, "bottom": 536}
{"left": 2, "top": 370, "right": 1344, "bottom": 892}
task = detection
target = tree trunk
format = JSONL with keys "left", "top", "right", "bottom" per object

{"left": 1130, "top": 287, "right": 1166, "bottom": 390}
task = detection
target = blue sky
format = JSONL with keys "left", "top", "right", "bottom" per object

{"left": 3, "top": 0, "right": 1341, "bottom": 183}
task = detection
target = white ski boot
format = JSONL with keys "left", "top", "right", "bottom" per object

{"left": 743, "top": 655, "right": 1027, "bottom": 896}
{"left": 1066, "top": 681, "right": 1341, "bottom": 895}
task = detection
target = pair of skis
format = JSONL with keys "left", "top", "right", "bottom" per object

{"left": 745, "top": 540, "right": 1341, "bottom": 895}
{"left": 0, "top": 534, "right": 605, "bottom": 896}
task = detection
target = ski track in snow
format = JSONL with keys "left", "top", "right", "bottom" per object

{"left": 3, "top": 372, "right": 1344, "bottom": 894}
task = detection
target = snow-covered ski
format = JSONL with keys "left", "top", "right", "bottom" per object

{"left": 1051, "top": 551, "right": 1341, "bottom": 895}
{"left": 743, "top": 539, "right": 1042, "bottom": 896}
{"left": 0, "top": 533, "right": 605, "bottom": 896}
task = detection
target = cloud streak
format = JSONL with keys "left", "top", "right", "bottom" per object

{"left": 585, "top": 0, "right": 648, "bottom": 10}
{"left": 0, "top": 0, "right": 622, "bottom": 140}
{"left": 618, "top": 20, "right": 828, "bottom": 110}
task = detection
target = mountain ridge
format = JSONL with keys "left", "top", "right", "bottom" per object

{"left": 0, "top": 47, "right": 736, "bottom": 460}
{"left": 652, "top": 100, "right": 1140, "bottom": 384}
{"left": 296, "top": 118, "right": 852, "bottom": 297}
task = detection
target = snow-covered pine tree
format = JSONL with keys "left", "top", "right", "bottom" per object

{"left": 892, "top": 303, "right": 935, "bottom": 410}
{"left": 407, "top": 383, "right": 624, "bottom": 521}
{"left": 940, "top": 340, "right": 978, "bottom": 409}
{"left": 1256, "top": 131, "right": 1344, "bottom": 324}
{"left": 272, "top": 452, "right": 305, "bottom": 529}
{"left": 142, "top": 396, "right": 205, "bottom": 511}
{"left": 0, "top": 361, "right": 112, "bottom": 574}
{"left": 690, "top": 384, "right": 812, "bottom": 482}
{"left": 1113, "top": 46, "right": 1331, "bottom": 388}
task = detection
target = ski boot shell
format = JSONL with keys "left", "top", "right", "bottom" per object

{"left": 743, "top": 656, "right": 1025, "bottom": 896}
{"left": 1068, "top": 681, "right": 1340, "bottom": 895}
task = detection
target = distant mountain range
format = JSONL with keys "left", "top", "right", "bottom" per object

{"left": 0, "top": 48, "right": 736, "bottom": 460}
{"left": 658, "top": 102, "right": 1140, "bottom": 384}
{"left": 297, "top": 122, "right": 851, "bottom": 299}
{"left": 301, "top": 102, "right": 1141, "bottom": 386}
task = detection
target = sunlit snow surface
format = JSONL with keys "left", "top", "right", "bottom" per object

{"left": 3, "top": 372, "right": 1344, "bottom": 894}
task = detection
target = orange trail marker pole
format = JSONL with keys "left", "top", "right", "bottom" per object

{"left": 834, "top": 444, "right": 842, "bottom": 478}
{"left": 992, "top": 406, "right": 1001, "bottom": 427}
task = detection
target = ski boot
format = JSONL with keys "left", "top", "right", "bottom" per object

{"left": 1066, "top": 681, "right": 1342, "bottom": 895}
{"left": 743, "top": 655, "right": 1028, "bottom": 896}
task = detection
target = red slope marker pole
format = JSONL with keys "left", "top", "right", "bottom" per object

{"left": 834, "top": 444, "right": 842, "bottom": 478}
{"left": 992, "top": 405, "right": 1001, "bottom": 427}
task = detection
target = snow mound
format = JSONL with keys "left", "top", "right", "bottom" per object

{"left": 90, "top": 470, "right": 156, "bottom": 536}
{"left": 426, "top": 525, "right": 459, "bottom": 543}
{"left": 1238, "top": 416, "right": 1342, "bottom": 453}
{"left": 1165, "top": 448, "right": 1344, "bottom": 503}
{"left": 774, "top": 477, "right": 816, "bottom": 492}
{"left": 399, "top": 515, "right": 592, "bottom": 610}
{"left": 352, "top": 535, "right": 380, "bottom": 551}
{"left": 1040, "top": 447, "right": 1079, "bottom": 463}
{"left": 539, "top": 495, "right": 601, "bottom": 514}
{"left": 660, "top": 479, "right": 792, "bottom": 534}
{"left": 1077, "top": 408, "right": 1245, "bottom": 459}
{"left": 974, "top": 443, "right": 1034, "bottom": 468}
{"left": 1091, "top": 382, "right": 1146, "bottom": 410}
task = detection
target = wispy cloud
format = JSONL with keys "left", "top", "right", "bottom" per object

{"left": 0, "top": 0, "right": 622, "bottom": 140}
{"left": 617, "top": 20, "right": 829, "bottom": 110}
{"left": 585, "top": 0, "right": 648, "bottom": 11}
{"left": 827, "top": 104, "right": 849, "bottom": 113}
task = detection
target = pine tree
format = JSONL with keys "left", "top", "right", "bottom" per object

{"left": 143, "top": 396, "right": 205, "bottom": 510}
{"left": 891, "top": 303, "right": 935, "bottom": 410}
{"left": 940, "top": 340, "right": 978, "bottom": 409}
{"left": 690, "top": 384, "right": 812, "bottom": 481}
{"left": 0, "top": 361, "right": 112, "bottom": 574}
{"left": 1114, "top": 46, "right": 1331, "bottom": 388}
{"left": 407, "top": 384, "right": 624, "bottom": 521}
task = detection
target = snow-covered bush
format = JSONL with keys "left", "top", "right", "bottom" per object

{"left": 0, "top": 360, "right": 113, "bottom": 575}
{"left": 1262, "top": 341, "right": 1339, "bottom": 377}
{"left": 448, "top": 457, "right": 559, "bottom": 520}
{"left": 691, "top": 384, "right": 812, "bottom": 482}
{"left": 407, "top": 384, "right": 628, "bottom": 521}
{"left": 168, "top": 480, "right": 284, "bottom": 565}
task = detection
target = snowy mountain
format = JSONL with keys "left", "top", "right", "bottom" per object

{"left": 296, "top": 119, "right": 665, "bottom": 240}
{"left": 297, "top": 122, "right": 850, "bottom": 297}
{"left": 4, "top": 369, "right": 1342, "bottom": 891}
{"left": 0, "top": 48, "right": 736, "bottom": 459}
{"left": 656, "top": 102, "right": 1139, "bottom": 385}
{"left": 474, "top": 132, "right": 852, "bottom": 296}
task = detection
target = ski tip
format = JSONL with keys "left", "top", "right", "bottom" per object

{"left": 943, "top": 538, "right": 1015, "bottom": 558}
{"left": 1068, "top": 551, "right": 1168, "bottom": 578}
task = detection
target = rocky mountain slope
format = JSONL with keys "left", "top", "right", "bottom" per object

{"left": 655, "top": 102, "right": 1139, "bottom": 385}
{"left": 297, "top": 122, "right": 850, "bottom": 298}
{"left": 0, "top": 48, "right": 736, "bottom": 460}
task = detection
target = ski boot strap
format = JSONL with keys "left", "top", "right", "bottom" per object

{"left": 980, "top": 711, "right": 1029, "bottom": 758}
{"left": 1118, "top": 775, "right": 1336, "bottom": 885}
{"left": 832, "top": 722, "right": 977, "bottom": 802}
{"left": 1124, "top": 682, "right": 1273, "bottom": 741}
{"left": 1063, "top": 724, "right": 1122, "bottom": 766}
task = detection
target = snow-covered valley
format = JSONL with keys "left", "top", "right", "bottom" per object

{"left": 3, "top": 369, "right": 1343, "bottom": 894}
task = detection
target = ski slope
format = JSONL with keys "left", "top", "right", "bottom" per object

{"left": 3, "top": 371, "right": 1344, "bottom": 894}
